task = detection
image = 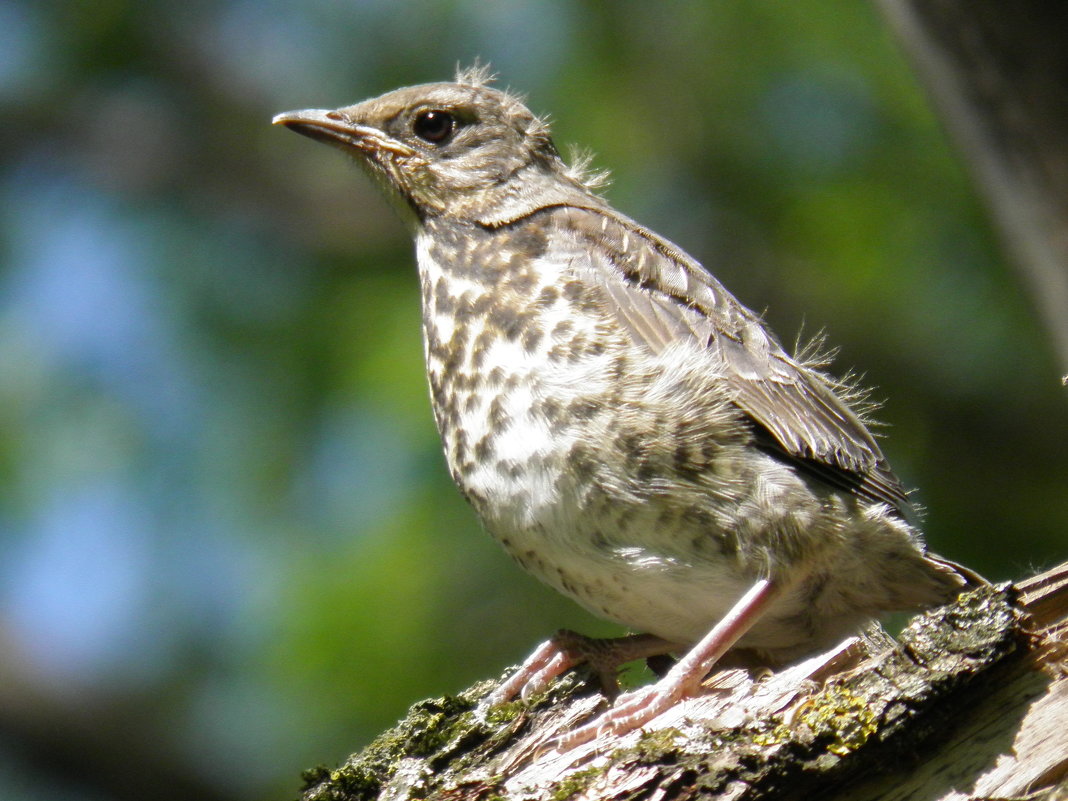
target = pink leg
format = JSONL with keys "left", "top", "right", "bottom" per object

{"left": 554, "top": 578, "right": 782, "bottom": 750}
{"left": 488, "top": 639, "right": 575, "bottom": 706}
{"left": 487, "top": 631, "right": 681, "bottom": 706}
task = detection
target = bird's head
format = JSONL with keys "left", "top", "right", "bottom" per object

{"left": 274, "top": 68, "right": 606, "bottom": 227}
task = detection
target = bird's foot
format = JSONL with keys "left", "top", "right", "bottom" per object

{"left": 549, "top": 578, "right": 783, "bottom": 752}
{"left": 486, "top": 630, "right": 679, "bottom": 706}
{"left": 550, "top": 668, "right": 700, "bottom": 751}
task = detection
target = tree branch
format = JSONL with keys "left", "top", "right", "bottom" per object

{"left": 300, "top": 561, "right": 1068, "bottom": 801}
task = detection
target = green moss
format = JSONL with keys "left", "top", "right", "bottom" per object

{"left": 482, "top": 699, "right": 524, "bottom": 725}
{"left": 327, "top": 763, "right": 387, "bottom": 799}
{"left": 549, "top": 766, "right": 605, "bottom": 801}
{"left": 304, "top": 691, "right": 486, "bottom": 800}
{"left": 794, "top": 684, "right": 878, "bottom": 756}
{"left": 300, "top": 765, "right": 336, "bottom": 800}
{"left": 749, "top": 720, "right": 793, "bottom": 748}
{"left": 301, "top": 765, "right": 331, "bottom": 788}
{"left": 632, "top": 726, "right": 683, "bottom": 759}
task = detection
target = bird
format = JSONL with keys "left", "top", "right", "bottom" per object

{"left": 273, "top": 65, "right": 978, "bottom": 749}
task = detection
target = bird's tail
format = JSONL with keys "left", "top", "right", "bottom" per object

{"left": 926, "top": 552, "right": 989, "bottom": 589}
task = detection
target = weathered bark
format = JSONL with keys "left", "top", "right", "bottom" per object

{"left": 299, "top": 561, "right": 1068, "bottom": 801}
{"left": 876, "top": 0, "right": 1068, "bottom": 374}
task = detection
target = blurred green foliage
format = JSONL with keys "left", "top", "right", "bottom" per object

{"left": 0, "top": 2, "right": 1063, "bottom": 800}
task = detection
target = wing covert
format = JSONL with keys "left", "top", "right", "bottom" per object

{"left": 552, "top": 205, "right": 913, "bottom": 516}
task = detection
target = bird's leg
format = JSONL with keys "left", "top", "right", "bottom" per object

{"left": 486, "top": 630, "right": 683, "bottom": 706}
{"left": 552, "top": 577, "right": 782, "bottom": 751}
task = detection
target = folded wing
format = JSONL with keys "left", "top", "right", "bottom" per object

{"left": 555, "top": 205, "right": 913, "bottom": 517}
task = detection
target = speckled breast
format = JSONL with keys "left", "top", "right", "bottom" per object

{"left": 416, "top": 216, "right": 618, "bottom": 518}
{"left": 411, "top": 215, "right": 764, "bottom": 643}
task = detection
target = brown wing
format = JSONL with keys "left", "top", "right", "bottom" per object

{"left": 553, "top": 205, "right": 913, "bottom": 517}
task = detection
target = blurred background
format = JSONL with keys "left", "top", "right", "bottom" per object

{"left": 0, "top": 1, "right": 1064, "bottom": 800}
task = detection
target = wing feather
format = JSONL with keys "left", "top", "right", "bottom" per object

{"left": 552, "top": 205, "right": 913, "bottom": 516}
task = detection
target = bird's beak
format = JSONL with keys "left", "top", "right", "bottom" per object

{"left": 272, "top": 109, "right": 414, "bottom": 157}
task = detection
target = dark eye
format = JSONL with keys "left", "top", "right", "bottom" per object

{"left": 412, "top": 110, "right": 456, "bottom": 144}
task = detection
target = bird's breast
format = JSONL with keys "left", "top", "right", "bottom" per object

{"left": 415, "top": 228, "right": 621, "bottom": 519}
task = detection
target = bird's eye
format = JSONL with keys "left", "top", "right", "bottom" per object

{"left": 412, "top": 110, "right": 456, "bottom": 144}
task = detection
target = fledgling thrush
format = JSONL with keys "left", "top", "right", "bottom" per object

{"left": 274, "top": 67, "right": 977, "bottom": 748}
